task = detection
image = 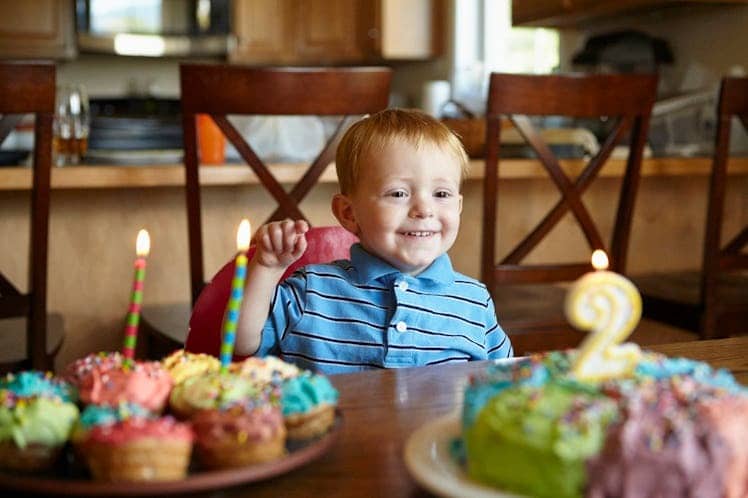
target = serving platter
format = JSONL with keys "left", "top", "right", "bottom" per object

{"left": 0, "top": 413, "right": 342, "bottom": 496}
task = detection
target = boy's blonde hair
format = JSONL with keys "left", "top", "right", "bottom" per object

{"left": 335, "top": 108, "right": 469, "bottom": 195}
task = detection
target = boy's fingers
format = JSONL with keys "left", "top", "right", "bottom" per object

{"left": 269, "top": 224, "right": 285, "bottom": 253}
{"left": 293, "top": 232, "right": 308, "bottom": 257}
{"left": 294, "top": 219, "right": 310, "bottom": 235}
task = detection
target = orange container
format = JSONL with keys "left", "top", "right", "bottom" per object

{"left": 197, "top": 114, "right": 226, "bottom": 165}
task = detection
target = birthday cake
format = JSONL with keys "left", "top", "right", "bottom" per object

{"left": 460, "top": 350, "right": 748, "bottom": 498}
{"left": 460, "top": 253, "right": 748, "bottom": 498}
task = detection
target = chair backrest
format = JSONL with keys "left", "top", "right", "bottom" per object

{"left": 185, "top": 225, "right": 358, "bottom": 357}
{"left": 701, "top": 76, "right": 748, "bottom": 324}
{"left": 481, "top": 73, "right": 658, "bottom": 289}
{"left": 179, "top": 64, "right": 392, "bottom": 304}
{"left": 0, "top": 62, "right": 55, "bottom": 371}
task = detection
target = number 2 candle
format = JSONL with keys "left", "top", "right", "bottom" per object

{"left": 565, "top": 249, "right": 642, "bottom": 381}
{"left": 122, "top": 229, "right": 150, "bottom": 367}
{"left": 220, "top": 219, "right": 251, "bottom": 373}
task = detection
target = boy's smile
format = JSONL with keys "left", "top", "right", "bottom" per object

{"left": 333, "top": 138, "right": 463, "bottom": 276}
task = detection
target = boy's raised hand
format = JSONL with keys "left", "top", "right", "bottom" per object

{"left": 252, "top": 219, "right": 309, "bottom": 269}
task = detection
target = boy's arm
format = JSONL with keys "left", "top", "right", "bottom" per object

{"left": 235, "top": 219, "right": 308, "bottom": 356}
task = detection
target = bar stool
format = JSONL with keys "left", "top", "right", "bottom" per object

{"left": 481, "top": 73, "right": 658, "bottom": 355}
{"left": 0, "top": 62, "right": 64, "bottom": 372}
{"left": 635, "top": 77, "right": 748, "bottom": 339}
{"left": 139, "top": 65, "right": 392, "bottom": 358}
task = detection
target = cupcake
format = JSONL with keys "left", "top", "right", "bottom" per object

{"left": 0, "top": 370, "right": 77, "bottom": 403}
{"left": 169, "top": 371, "right": 258, "bottom": 420}
{"left": 230, "top": 355, "right": 301, "bottom": 387}
{"left": 69, "top": 354, "right": 173, "bottom": 412}
{"left": 64, "top": 352, "right": 125, "bottom": 386}
{"left": 281, "top": 373, "right": 339, "bottom": 440}
{"left": 71, "top": 402, "right": 152, "bottom": 446}
{"left": 0, "top": 391, "right": 79, "bottom": 471}
{"left": 192, "top": 401, "right": 286, "bottom": 469}
{"left": 161, "top": 349, "right": 220, "bottom": 385}
{"left": 78, "top": 414, "right": 193, "bottom": 482}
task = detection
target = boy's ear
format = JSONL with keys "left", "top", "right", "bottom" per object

{"left": 332, "top": 193, "right": 359, "bottom": 236}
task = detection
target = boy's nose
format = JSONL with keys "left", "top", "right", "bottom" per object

{"left": 409, "top": 198, "right": 434, "bottom": 218}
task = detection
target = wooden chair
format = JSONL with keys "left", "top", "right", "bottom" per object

{"left": 0, "top": 62, "right": 64, "bottom": 372}
{"left": 635, "top": 77, "right": 748, "bottom": 339}
{"left": 139, "top": 65, "right": 392, "bottom": 359}
{"left": 481, "top": 73, "right": 658, "bottom": 355}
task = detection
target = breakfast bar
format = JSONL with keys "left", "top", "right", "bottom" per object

{"left": 1, "top": 158, "right": 746, "bottom": 369}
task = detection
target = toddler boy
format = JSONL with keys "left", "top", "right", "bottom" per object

{"left": 235, "top": 109, "right": 512, "bottom": 373}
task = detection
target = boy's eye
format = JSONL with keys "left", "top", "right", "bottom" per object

{"left": 434, "top": 190, "right": 453, "bottom": 198}
{"left": 387, "top": 190, "right": 408, "bottom": 198}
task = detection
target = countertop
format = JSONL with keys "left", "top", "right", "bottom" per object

{"left": 0, "top": 157, "right": 747, "bottom": 191}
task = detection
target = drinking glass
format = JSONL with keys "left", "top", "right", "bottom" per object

{"left": 53, "top": 84, "right": 90, "bottom": 166}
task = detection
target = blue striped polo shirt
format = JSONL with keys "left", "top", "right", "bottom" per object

{"left": 257, "top": 244, "right": 513, "bottom": 375}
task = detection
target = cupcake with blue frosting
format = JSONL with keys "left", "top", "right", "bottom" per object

{"left": 281, "top": 373, "right": 339, "bottom": 440}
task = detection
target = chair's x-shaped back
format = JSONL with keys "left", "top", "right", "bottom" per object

{"left": 179, "top": 64, "right": 392, "bottom": 303}
{"left": 482, "top": 73, "right": 659, "bottom": 289}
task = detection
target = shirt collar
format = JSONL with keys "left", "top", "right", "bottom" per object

{"left": 349, "top": 243, "right": 455, "bottom": 285}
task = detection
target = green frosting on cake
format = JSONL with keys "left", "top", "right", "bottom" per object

{"left": 464, "top": 382, "right": 617, "bottom": 498}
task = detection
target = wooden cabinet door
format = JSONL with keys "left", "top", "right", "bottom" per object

{"left": 231, "top": 0, "right": 294, "bottom": 63}
{"left": 293, "top": 0, "right": 369, "bottom": 63}
{"left": 230, "top": 0, "right": 441, "bottom": 64}
{"left": 0, "top": 0, "right": 75, "bottom": 59}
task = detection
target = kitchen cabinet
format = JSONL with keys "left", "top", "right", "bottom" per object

{"left": 0, "top": 0, "right": 75, "bottom": 60}
{"left": 230, "top": 0, "right": 442, "bottom": 64}
{"left": 512, "top": 0, "right": 748, "bottom": 27}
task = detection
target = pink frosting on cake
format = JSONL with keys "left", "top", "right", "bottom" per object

{"left": 699, "top": 396, "right": 748, "bottom": 498}
{"left": 586, "top": 379, "right": 742, "bottom": 498}
{"left": 77, "top": 361, "right": 173, "bottom": 412}
{"left": 85, "top": 416, "right": 193, "bottom": 445}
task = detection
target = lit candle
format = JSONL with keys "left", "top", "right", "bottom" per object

{"left": 122, "top": 229, "right": 150, "bottom": 367}
{"left": 220, "top": 219, "right": 251, "bottom": 373}
{"left": 565, "top": 249, "right": 642, "bottom": 381}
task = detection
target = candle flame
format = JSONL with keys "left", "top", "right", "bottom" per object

{"left": 591, "top": 249, "right": 609, "bottom": 271}
{"left": 236, "top": 219, "right": 251, "bottom": 251}
{"left": 136, "top": 229, "right": 150, "bottom": 257}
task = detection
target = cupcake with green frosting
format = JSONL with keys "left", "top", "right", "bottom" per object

{"left": 168, "top": 371, "right": 259, "bottom": 419}
{"left": 0, "top": 390, "right": 79, "bottom": 471}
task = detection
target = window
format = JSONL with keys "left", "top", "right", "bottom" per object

{"left": 452, "top": 0, "right": 559, "bottom": 114}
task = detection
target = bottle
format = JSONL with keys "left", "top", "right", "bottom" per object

{"left": 197, "top": 114, "right": 226, "bottom": 165}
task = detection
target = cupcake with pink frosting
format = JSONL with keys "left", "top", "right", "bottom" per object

{"left": 74, "top": 403, "right": 193, "bottom": 482}
{"left": 191, "top": 387, "right": 286, "bottom": 469}
{"left": 65, "top": 352, "right": 173, "bottom": 413}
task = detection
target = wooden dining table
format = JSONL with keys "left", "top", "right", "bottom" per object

{"left": 6, "top": 336, "right": 746, "bottom": 498}
{"left": 186, "top": 336, "right": 748, "bottom": 498}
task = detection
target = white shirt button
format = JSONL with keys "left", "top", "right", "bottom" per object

{"left": 397, "top": 280, "right": 409, "bottom": 291}
{"left": 396, "top": 321, "right": 407, "bottom": 332}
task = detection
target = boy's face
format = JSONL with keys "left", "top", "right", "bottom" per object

{"left": 333, "top": 138, "right": 463, "bottom": 276}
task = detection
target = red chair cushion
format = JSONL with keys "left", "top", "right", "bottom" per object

{"left": 185, "top": 226, "right": 358, "bottom": 357}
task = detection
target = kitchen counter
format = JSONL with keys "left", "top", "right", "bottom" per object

{"left": 1, "top": 157, "right": 747, "bottom": 190}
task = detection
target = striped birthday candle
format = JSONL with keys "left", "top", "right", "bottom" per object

{"left": 220, "top": 219, "right": 251, "bottom": 373}
{"left": 122, "top": 229, "right": 150, "bottom": 367}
